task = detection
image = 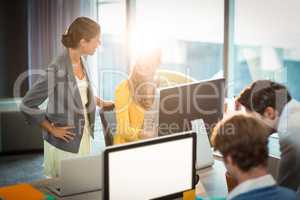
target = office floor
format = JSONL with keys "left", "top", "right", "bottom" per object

{"left": 0, "top": 122, "right": 106, "bottom": 187}
{"left": 0, "top": 153, "right": 44, "bottom": 186}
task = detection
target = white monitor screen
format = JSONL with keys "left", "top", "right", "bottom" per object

{"left": 105, "top": 134, "right": 195, "bottom": 200}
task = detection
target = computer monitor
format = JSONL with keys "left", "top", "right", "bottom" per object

{"left": 103, "top": 132, "right": 196, "bottom": 200}
{"left": 158, "top": 78, "right": 225, "bottom": 136}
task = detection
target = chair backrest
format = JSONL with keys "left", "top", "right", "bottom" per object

{"left": 157, "top": 69, "right": 196, "bottom": 88}
{"left": 99, "top": 105, "right": 116, "bottom": 146}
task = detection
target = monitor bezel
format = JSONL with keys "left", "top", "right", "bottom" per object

{"left": 103, "top": 131, "right": 197, "bottom": 200}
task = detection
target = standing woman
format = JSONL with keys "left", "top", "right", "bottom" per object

{"left": 21, "top": 17, "right": 106, "bottom": 177}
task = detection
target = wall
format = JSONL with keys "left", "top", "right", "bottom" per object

{"left": 0, "top": 0, "right": 28, "bottom": 98}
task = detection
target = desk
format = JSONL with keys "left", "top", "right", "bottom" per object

{"left": 31, "top": 159, "right": 228, "bottom": 200}
{"left": 197, "top": 158, "right": 228, "bottom": 197}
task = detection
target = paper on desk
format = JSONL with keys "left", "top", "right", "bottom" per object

{"left": 191, "top": 119, "right": 207, "bottom": 135}
{"left": 191, "top": 118, "right": 214, "bottom": 169}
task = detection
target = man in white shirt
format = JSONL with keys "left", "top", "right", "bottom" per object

{"left": 211, "top": 114, "right": 297, "bottom": 200}
{"left": 236, "top": 80, "right": 300, "bottom": 193}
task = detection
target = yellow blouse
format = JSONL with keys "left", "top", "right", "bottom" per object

{"left": 114, "top": 80, "right": 145, "bottom": 144}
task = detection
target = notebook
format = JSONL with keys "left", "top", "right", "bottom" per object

{"left": 0, "top": 183, "right": 46, "bottom": 200}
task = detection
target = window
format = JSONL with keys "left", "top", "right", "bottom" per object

{"left": 134, "top": 0, "right": 224, "bottom": 81}
{"left": 230, "top": 0, "right": 300, "bottom": 100}
{"left": 93, "top": 0, "right": 128, "bottom": 153}
{"left": 97, "top": 0, "right": 128, "bottom": 100}
{"left": 96, "top": 0, "right": 224, "bottom": 96}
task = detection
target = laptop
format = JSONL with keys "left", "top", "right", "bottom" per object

{"left": 47, "top": 154, "right": 103, "bottom": 197}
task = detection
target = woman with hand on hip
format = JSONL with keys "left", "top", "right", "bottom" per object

{"left": 21, "top": 17, "right": 111, "bottom": 177}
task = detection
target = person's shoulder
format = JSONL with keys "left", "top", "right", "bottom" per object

{"left": 275, "top": 186, "right": 298, "bottom": 199}
{"left": 115, "top": 80, "right": 131, "bottom": 108}
{"left": 49, "top": 49, "right": 68, "bottom": 69}
{"left": 290, "top": 99, "right": 300, "bottom": 115}
{"left": 115, "top": 80, "right": 129, "bottom": 94}
{"left": 232, "top": 186, "right": 298, "bottom": 200}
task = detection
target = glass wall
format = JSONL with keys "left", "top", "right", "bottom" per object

{"left": 134, "top": 0, "right": 224, "bottom": 81}
{"left": 93, "top": 0, "right": 128, "bottom": 152}
{"left": 96, "top": 0, "right": 300, "bottom": 100}
{"left": 230, "top": 0, "right": 300, "bottom": 100}
{"left": 97, "top": 0, "right": 128, "bottom": 100}
{"left": 97, "top": 0, "right": 224, "bottom": 98}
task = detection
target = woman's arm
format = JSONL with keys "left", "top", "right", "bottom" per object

{"left": 20, "top": 65, "right": 75, "bottom": 142}
{"left": 20, "top": 65, "right": 57, "bottom": 125}
{"left": 95, "top": 96, "right": 114, "bottom": 110}
{"left": 115, "top": 81, "right": 143, "bottom": 143}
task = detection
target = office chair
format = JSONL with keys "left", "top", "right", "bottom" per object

{"left": 99, "top": 104, "right": 116, "bottom": 146}
{"left": 157, "top": 69, "right": 196, "bottom": 88}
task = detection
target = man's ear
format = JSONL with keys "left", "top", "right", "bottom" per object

{"left": 263, "top": 106, "right": 277, "bottom": 120}
{"left": 224, "top": 155, "right": 234, "bottom": 166}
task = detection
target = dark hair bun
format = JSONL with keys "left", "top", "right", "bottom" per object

{"left": 61, "top": 17, "right": 101, "bottom": 49}
{"left": 61, "top": 34, "right": 75, "bottom": 48}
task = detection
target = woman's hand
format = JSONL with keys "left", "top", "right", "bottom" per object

{"left": 95, "top": 96, "right": 114, "bottom": 109}
{"left": 49, "top": 124, "right": 76, "bottom": 143}
{"left": 139, "top": 130, "right": 153, "bottom": 139}
{"left": 40, "top": 120, "right": 76, "bottom": 143}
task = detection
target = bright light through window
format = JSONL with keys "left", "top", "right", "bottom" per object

{"left": 135, "top": 0, "right": 224, "bottom": 81}
{"left": 231, "top": 0, "right": 300, "bottom": 100}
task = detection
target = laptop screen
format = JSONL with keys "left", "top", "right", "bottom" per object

{"left": 104, "top": 132, "right": 196, "bottom": 200}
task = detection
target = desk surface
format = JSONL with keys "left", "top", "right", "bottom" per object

{"left": 31, "top": 158, "right": 228, "bottom": 200}
{"left": 198, "top": 158, "right": 228, "bottom": 197}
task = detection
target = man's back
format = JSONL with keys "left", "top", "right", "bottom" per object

{"left": 278, "top": 99, "right": 300, "bottom": 148}
{"left": 277, "top": 99, "right": 300, "bottom": 191}
{"left": 232, "top": 186, "right": 298, "bottom": 200}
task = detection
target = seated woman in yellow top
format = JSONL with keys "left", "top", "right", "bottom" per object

{"left": 114, "top": 51, "right": 161, "bottom": 144}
